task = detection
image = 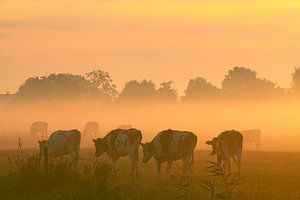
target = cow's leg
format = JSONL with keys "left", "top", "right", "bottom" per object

{"left": 222, "top": 147, "right": 230, "bottom": 176}
{"left": 237, "top": 151, "right": 242, "bottom": 175}
{"left": 167, "top": 161, "right": 173, "bottom": 178}
{"left": 129, "top": 153, "right": 138, "bottom": 177}
{"left": 223, "top": 158, "right": 229, "bottom": 176}
{"left": 111, "top": 159, "right": 117, "bottom": 177}
{"left": 182, "top": 158, "right": 193, "bottom": 178}
{"left": 188, "top": 154, "right": 193, "bottom": 175}
{"left": 155, "top": 160, "right": 161, "bottom": 176}
{"left": 134, "top": 146, "right": 140, "bottom": 177}
{"left": 69, "top": 151, "right": 77, "bottom": 168}
{"left": 182, "top": 158, "right": 190, "bottom": 177}
{"left": 66, "top": 144, "right": 77, "bottom": 168}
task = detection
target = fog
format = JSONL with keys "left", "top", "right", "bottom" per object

{"left": 0, "top": 99, "right": 299, "bottom": 152}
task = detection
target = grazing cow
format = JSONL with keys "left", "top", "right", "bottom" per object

{"left": 141, "top": 129, "right": 197, "bottom": 177}
{"left": 92, "top": 128, "right": 142, "bottom": 177}
{"left": 206, "top": 130, "right": 243, "bottom": 175}
{"left": 83, "top": 122, "right": 99, "bottom": 137}
{"left": 39, "top": 129, "right": 81, "bottom": 167}
{"left": 30, "top": 121, "right": 48, "bottom": 139}
{"left": 241, "top": 129, "right": 261, "bottom": 150}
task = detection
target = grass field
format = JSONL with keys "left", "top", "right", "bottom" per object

{"left": 0, "top": 149, "right": 300, "bottom": 200}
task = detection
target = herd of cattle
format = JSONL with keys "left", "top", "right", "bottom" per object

{"left": 32, "top": 121, "right": 262, "bottom": 177}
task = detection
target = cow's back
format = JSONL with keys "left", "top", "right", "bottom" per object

{"left": 154, "top": 129, "right": 197, "bottom": 161}
{"left": 106, "top": 128, "right": 142, "bottom": 157}
{"left": 125, "top": 128, "right": 142, "bottom": 145}
{"left": 47, "top": 130, "right": 81, "bottom": 155}
{"left": 218, "top": 130, "right": 243, "bottom": 152}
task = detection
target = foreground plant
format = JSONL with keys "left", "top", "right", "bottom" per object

{"left": 200, "top": 161, "right": 242, "bottom": 200}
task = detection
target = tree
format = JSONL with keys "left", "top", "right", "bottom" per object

{"left": 157, "top": 81, "right": 178, "bottom": 102}
{"left": 183, "top": 77, "right": 220, "bottom": 101}
{"left": 291, "top": 67, "right": 300, "bottom": 95}
{"left": 222, "top": 67, "right": 278, "bottom": 99}
{"left": 85, "top": 69, "right": 118, "bottom": 101}
{"left": 118, "top": 79, "right": 158, "bottom": 102}
{"left": 16, "top": 73, "right": 100, "bottom": 102}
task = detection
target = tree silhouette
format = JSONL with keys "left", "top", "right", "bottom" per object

{"left": 157, "top": 81, "right": 177, "bottom": 102}
{"left": 85, "top": 69, "right": 118, "bottom": 101}
{"left": 118, "top": 79, "right": 158, "bottom": 102}
{"left": 222, "top": 67, "right": 278, "bottom": 99}
{"left": 183, "top": 77, "right": 220, "bottom": 101}
{"left": 16, "top": 73, "right": 99, "bottom": 102}
{"left": 291, "top": 67, "right": 300, "bottom": 96}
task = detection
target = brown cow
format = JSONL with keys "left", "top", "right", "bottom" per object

{"left": 206, "top": 130, "right": 243, "bottom": 175}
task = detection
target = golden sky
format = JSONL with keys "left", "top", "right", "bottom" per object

{"left": 1, "top": 0, "right": 300, "bottom": 94}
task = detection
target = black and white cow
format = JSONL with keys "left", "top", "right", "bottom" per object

{"left": 206, "top": 130, "right": 243, "bottom": 175}
{"left": 39, "top": 129, "right": 81, "bottom": 167}
{"left": 141, "top": 129, "right": 197, "bottom": 177}
{"left": 92, "top": 128, "right": 142, "bottom": 177}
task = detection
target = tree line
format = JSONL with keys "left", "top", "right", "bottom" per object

{"left": 13, "top": 67, "right": 300, "bottom": 103}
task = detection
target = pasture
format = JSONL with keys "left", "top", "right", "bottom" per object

{"left": 0, "top": 149, "right": 300, "bottom": 200}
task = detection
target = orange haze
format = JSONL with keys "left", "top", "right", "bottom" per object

{"left": 1, "top": 100, "right": 300, "bottom": 151}
{"left": 1, "top": 0, "right": 300, "bottom": 94}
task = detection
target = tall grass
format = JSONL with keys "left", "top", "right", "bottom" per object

{"left": 200, "top": 161, "right": 242, "bottom": 200}
{"left": 1, "top": 149, "right": 299, "bottom": 200}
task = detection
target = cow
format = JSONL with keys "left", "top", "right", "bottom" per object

{"left": 30, "top": 121, "right": 48, "bottom": 139}
{"left": 92, "top": 128, "right": 142, "bottom": 177}
{"left": 141, "top": 129, "right": 197, "bottom": 178}
{"left": 39, "top": 129, "right": 81, "bottom": 167}
{"left": 83, "top": 122, "right": 99, "bottom": 137}
{"left": 206, "top": 130, "right": 243, "bottom": 176}
{"left": 241, "top": 129, "right": 261, "bottom": 150}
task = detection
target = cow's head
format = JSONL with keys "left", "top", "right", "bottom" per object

{"left": 140, "top": 142, "right": 153, "bottom": 163}
{"left": 206, "top": 137, "right": 218, "bottom": 155}
{"left": 38, "top": 140, "right": 47, "bottom": 157}
{"left": 92, "top": 138, "right": 106, "bottom": 157}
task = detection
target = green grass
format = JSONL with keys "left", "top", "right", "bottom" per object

{"left": 0, "top": 149, "right": 300, "bottom": 200}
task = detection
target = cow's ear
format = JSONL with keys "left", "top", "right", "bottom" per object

{"left": 206, "top": 140, "right": 212, "bottom": 145}
{"left": 38, "top": 140, "right": 41, "bottom": 145}
{"left": 140, "top": 143, "right": 145, "bottom": 148}
{"left": 92, "top": 139, "right": 97, "bottom": 143}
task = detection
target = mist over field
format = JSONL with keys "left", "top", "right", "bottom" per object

{"left": 1, "top": 98, "right": 300, "bottom": 151}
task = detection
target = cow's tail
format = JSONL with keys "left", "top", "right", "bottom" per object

{"left": 136, "top": 130, "right": 142, "bottom": 163}
{"left": 75, "top": 130, "right": 81, "bottom": 162}
{"left": 236, "top": 133, "right": 243, "bottom": 153}
{"left": 190, "top": 150, "right": 195, "bottom": 165}
{"left": 190, "top": 134, "right": 197, "bottom": 165}
{"left": 232, "top": 134, "right": 243, "bottom": 164}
